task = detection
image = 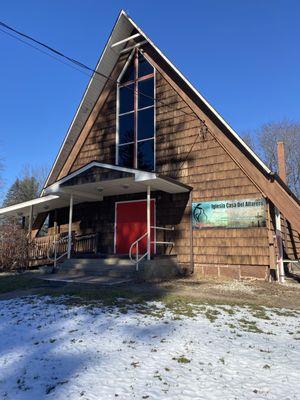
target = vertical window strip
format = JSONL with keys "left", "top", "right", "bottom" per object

{"left": 117, "top": 49, "right": 155, "bottom": 171}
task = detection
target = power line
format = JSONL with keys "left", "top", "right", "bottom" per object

{"left": 0, "top": 20, "right": 209, "bottom": 168}
{"left": 0, "top": 27, "right": 93, "bottom": 78}
{"left": 0, "top": 20, "right": 204, "bottom": 124}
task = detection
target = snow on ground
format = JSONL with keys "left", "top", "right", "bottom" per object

{"left": 0, "top": 296, "right": 299, "bottom": 400}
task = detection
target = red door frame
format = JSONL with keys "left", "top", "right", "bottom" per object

{"left": 114, "top": 199, "right": 156, "bottom": 255}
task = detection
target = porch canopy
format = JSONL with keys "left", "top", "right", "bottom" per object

{"left": 0, "top": 195, "right": 62, "bottom": 219}
{"left": 0, "top": 162, "right": 191, "bottom": 219}
{"left": 0, "top": 162, "right": 191, "bottom": 260}
{"left": 43, "top": 161, "right": 191, "bottom": 199}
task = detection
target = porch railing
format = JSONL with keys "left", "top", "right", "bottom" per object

{"left": 30, "top": 232, "right": 98, "bottom": 266}
{"left": 73, "top": 233, "right": 98, "bottom": 254}
{"left": 29, "top": 236, "right": 53, "bottom": 261}
{"left": 129, "top": 226, "right": 175, "bottom": 271}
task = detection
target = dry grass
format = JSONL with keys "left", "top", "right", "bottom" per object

{"left": 0, "top": 272, "right": 300, "bottom": 310}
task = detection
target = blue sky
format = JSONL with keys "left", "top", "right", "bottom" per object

{"left": 0, "top": 0, "right": 299, "bottom": 194}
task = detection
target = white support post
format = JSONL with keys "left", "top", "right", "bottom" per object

{"left": 275, "top": 207, "right": 285, "bottom": 283}
{"left": 147, "top": 186, "right": 151, "bottom": 260}
{"left": 67, "top": 194, "right": 74, "bottom": 259}
{"left": 28, "top": 205, "right": 33, "bottom": 240}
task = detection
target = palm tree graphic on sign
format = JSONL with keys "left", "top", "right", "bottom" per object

{"left": 193, "top": 203, "right": 208, "bottom": 223}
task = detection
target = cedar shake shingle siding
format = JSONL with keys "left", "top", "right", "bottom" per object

{"left": 48, "top": 53, "right": 273, "bottom": 279}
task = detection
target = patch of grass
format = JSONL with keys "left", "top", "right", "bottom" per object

{"left": 270, "top": 309, "right": 299, "bottom": 318}
{"left": 218, "top": 306, "right": 236, "bottom": 315}
{"left": 164, "top": 300, "right": 197, "bottom": 318}
{"left": 38, "top": 283, "right": 160, "bottom": 308}
{"left": 204, "top": 308, "right": 221, "bottom": 323}
{"left": 226, "top": 323, "right": 237, "bottom": 330}
{"left": 0, "top": 273, "right": 41, "bottom": 294}
{"left": 173, "top": 356, "right": 191, "bottom": 364}
{"left": 238, "top": 318, "right": 264, "bottom": 334}
{"left": 251, "top": 308, "right": 271, "bottom": 320}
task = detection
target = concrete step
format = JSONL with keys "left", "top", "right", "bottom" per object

{"left": 137, "top": 254, "right": 182, "bottom": 281}
{"left": 60, "top": 267, "right": 135, "bottom": 278}
{"left": 57, "top": 257, "right": 135, "bottom": 278}
{"left": 62, "top": 258, "right": 133, "bottom": 267}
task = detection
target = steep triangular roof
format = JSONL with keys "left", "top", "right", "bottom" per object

{"left": 43, "top": 10, "right": 300, "bottom": 231}
{"left": 44, "top": 10, "right": 270, "bottom": 187}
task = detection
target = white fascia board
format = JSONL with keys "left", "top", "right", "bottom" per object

{"left": 134, "top": 171, "right": 157, "bottom": 182}
{"left": 45, "top": 162, "right": 149, "bottom": 194}
{"left": 0, "top": 195, "right": 60, "bottom": 215}
{"left": 42, "top": 11, "right": 133, "bottom": 192}
{"left": 124, "top": 12, "right": 271, "bottom": 175}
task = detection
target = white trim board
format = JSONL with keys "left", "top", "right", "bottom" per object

{"left": 0, "top": 195, "right": 60, "bottom": 217}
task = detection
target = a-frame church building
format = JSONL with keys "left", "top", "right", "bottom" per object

{"left": 1, "top": 10, "right": 299, "bottom": 280}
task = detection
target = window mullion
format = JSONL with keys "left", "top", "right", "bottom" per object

{"left": 134, "top": 49, "right": 138, "bottom": 169}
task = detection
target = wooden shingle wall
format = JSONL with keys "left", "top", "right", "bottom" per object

{"left": 52, "top": 53, "right": 299, "bottom": 280}
{"left": 70, "top": 86, "right": 117, "bottom": 171}
{"left": 153, "top": 72, "right": 270, "bottom": 279}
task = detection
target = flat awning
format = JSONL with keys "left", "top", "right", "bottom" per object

{"left": 0, "top": 195, "right": 63, "bottom": 218}
{"left": 44, "top": 162, "right": 192, "bottom": 200}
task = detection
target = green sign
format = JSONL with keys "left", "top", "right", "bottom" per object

{"left": 192, "top": 198, "right": 266, "bottom": 229}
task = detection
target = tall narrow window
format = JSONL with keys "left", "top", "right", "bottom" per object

{"left": 117, "top": 50, "right": 155, "bottom": 171}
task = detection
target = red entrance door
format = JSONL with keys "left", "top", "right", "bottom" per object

{"left": 115, "top": 200, "right": 155, "bottom": 255}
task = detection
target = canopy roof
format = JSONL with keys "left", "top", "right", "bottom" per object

{"left": 0, "top": 163, "right": 191, "bottom": 217}
{"left": 45, "top": 161, "right": 191, "bottom": 198}
{"left": 0, "top": 195, "right": 61, "bottom": 218}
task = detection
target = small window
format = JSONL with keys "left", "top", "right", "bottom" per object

{"left": 120, "top": 57, "right": 135, "bottom": 83}
{"left": 138, "top": 139, "right": 154, "bottom": 171}
{"left": 117, "top": 50, "right": 155, "bottom": 171}
{"left": 138, "top": 51, "right": 154, "bottom": 78}
{"left": 119, "top": 113, "right": 134, "bottom": 144}
{"left": 138, "top": 78, "right": 154, "bottom": 109}
{"left": 118, "top": 143, "right": 134, "bottom": 168}
{"left": 138, "top": 108, "right": 154, "bottom": 141}
{"left": 119, "top": 84, "right": 134, "bottom": 114}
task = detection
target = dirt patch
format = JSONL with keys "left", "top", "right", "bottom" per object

{"left": 0, "top": 272, "right": 300, "bottom": 309}
{"left": 154, "top": 277, "right": 300, "bottom": 309}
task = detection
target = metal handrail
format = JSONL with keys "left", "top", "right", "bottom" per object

{"left": 150, "top": 226, "right": 175, "bottom": 231}
{"left": 47, "top": 235, "right": 69, "bottom": 269}
{"left": 129, "top": 226, "right": 175, "bottom": 270}
{"left": 129, "top": 232, "right": 148, "bottom": 269}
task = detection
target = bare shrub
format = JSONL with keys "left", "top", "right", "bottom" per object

{"left": 0, "top": 222, "right": 30, "bottom": 271}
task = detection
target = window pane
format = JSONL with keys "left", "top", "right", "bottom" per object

{"left": 120, "top": 57, "right": 135, "bottom": 83}
{"left": 138, "top": 107, "right": 154, "bottom": 140}
{"left": 138, "top": 78, "right": 154, "bottom": 109}
{"left": 119, "top": 113, "right": 134, "bottom": 144}
{"left": 138, "top": 139, "right": 154, "bottom": 171}
{"left": 119, "top": 84, "right": 134, "bottom": 114}
{"left": 118, "top": 143, "right": 134, "bottom": 168}
{"left": 138, "top": 52, "right": 154, "bottom": 78}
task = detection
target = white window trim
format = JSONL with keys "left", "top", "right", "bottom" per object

{"left": 116, "top": 50, "right": 156, "bottom": 172}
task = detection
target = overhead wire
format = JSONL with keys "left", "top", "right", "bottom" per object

{"left": 0, "top": 20, "right": 209, "bottom": 168}
{"left": 0, "top": 20, "right": 205, "bottom": 124}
